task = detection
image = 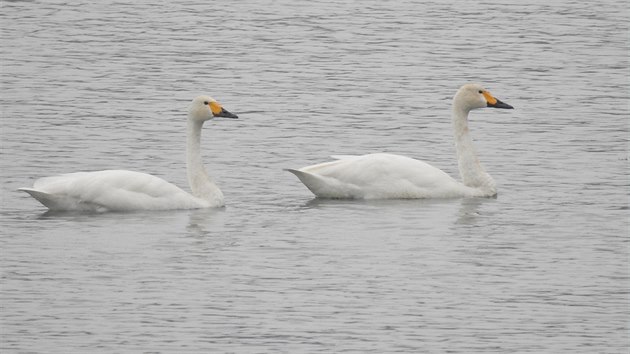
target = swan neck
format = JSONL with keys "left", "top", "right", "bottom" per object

{"left": 452, "top": 106, "right": 496, "bottom": 193}
{"left": 186, "top": 119, "right": 223, "bottom": 204}
{"left": 187, "top": 119, "right": 203, "bottom": 183}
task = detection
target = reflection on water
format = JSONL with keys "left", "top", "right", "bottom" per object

{"left": 185, "top": 208, "right": 227, "bottom": 236}
{"left": 454, "top": 197, "right": 488, "bottom": 225}
{"left": 1, "top": 0, "right": 628, "bottom": 352}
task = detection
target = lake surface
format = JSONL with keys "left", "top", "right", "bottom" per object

{"left": 1, "top": 0, "right": 628, "bottom": 352}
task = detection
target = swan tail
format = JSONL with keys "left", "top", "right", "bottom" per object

{"left": 18, "top": 188, "right": 104, "bottom": 212}
{"left": 285, "top": 169, "right": 362, "bottom": 199}
{"left": 286, "top": 169, "right": 330, "bottom": 197}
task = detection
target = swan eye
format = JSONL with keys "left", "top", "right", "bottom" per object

{"left": 203, "top": 101, "right": 209, "bottom": 105}
{"left": 478, "top": 90, "right": 483, "bottom": 94}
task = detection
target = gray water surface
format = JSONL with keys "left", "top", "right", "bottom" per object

{"left": 1, "top": 0, "right": 628, "bottom": 353}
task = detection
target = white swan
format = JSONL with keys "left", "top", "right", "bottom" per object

{"left": 287, "top": 83, "right": 514, "bottom": 199}
{"left": 19, "top": 96, "right": 238, "bottom": 211}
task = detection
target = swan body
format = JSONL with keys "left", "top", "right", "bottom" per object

{"left": 19, "top": 170, "right": 209, "bottom": 212}
{"left": 287, "top": 153, "right": 481, "bottom": 199}
{"left": 288, "top": 84, "right": 513, "bottom": 199}
{"left": 20, "top": 96, "right": 238, "bottom": 212}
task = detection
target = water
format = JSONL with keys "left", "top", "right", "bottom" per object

{"left": 1, "top": 0, "right": 628, "bottom": 352}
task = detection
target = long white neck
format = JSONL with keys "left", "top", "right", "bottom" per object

{"left": 186, "top": 118, "right": 224, "bottom": 205}
{"left": 452, "top": 106, "right": 496, "bottom": 195}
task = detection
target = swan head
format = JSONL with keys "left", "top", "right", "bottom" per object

{"left": 188, "top": 95, "right": 238, "bottom": 122}
{"left": 454, "top": 84, "right": 513, "bottom": 111}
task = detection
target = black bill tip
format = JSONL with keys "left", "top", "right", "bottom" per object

{"left": 214, "top": 108, "right": 239, "bottom": 118}
{"left": 488, "top": 99, "right": 514, "bottom": 109}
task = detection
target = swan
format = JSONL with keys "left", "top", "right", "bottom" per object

{"left": 287, "top": 83, "right": 514, "bottom": 199}
{"left": 19, "top": 96, "right": 238, "bottom": 211}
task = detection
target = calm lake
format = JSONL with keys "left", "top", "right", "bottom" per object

{"left": 1, "top": 0, "right": 628, "bottom": 352}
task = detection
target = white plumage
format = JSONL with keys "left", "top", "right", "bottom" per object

{"left": 20, "top": 170, "right": 204, "bottom": 212}
{"left": 20, "top": 96, "right": 238, "bottom": 212}
{"left": 288, "top": 84, "right": 514, "bottom": 199}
